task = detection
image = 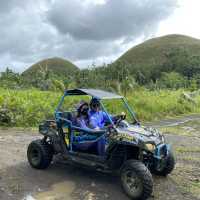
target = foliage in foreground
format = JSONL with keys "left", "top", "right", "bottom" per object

{"left": 0, "top": 88, "right": 200, "bottom": 127}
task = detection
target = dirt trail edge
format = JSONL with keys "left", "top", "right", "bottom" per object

{"left": 0, "top": 114, "right": 200, "bottom": 200}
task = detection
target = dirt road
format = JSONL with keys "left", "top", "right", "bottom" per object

{"left": 0, "top": 115, "right": 200, "bottom": 200}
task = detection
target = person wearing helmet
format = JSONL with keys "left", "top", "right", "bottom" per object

{"left": 89, "top": 98, "right": 126, "bottom": 129}
{"left": 88, "top": 98, "right": 109, "bottom": 129}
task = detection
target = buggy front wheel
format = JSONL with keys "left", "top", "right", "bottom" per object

{"left": 27, "top": 139, "right": 53, "bottom": 169}
{"left": 120, "top": 160, "right": 153, "bottom": 200}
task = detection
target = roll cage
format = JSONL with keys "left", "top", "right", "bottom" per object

{"left": 55, "top": 88, "right": 139, "bottom": 125}
{"left": 54, "top": 89, "right": 139, "bottom": 153}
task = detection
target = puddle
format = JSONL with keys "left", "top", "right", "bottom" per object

{"left": 23, "top": 181, "right": 75, "bottom": 200}
{"left": 146, "top": 115, "right": 200, "bottom": 128}
{"left": 23, "top": 195, "right": 35, "bottom": 200}
{"left": 181, "top": 126, "right": 196, "bottom": 132}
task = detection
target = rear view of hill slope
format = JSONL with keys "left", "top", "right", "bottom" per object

{"left": 115, "top": 34, "right": 200, "bottom": 82}
{"left": 22, "top": 57, "right": 79, "bottom": 79}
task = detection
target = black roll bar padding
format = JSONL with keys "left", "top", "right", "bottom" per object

{"left": 57, "top": 116, "right": 107, "bottom": 152}
{"left": 57, "top": 117, "right": 106, "bottom": 136}
{"left": 71, "top": 125, "right": 106, "bottom": 135}
{"left": 57, "top": 117, "right": 72, "bottom": 126}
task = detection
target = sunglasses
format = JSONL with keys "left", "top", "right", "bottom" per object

{"left": 92, "top": 103, "right": 100, "bottom": 108}
{"left": 81, "top": 105, "right": 89, "bottom": 110}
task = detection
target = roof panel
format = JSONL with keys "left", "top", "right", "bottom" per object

{"left": 66, "top": 88, "right": 122, "bottom": 99}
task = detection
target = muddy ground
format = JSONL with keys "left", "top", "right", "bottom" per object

{"left": 0, "top": 115, "right": 200, "bottom": 200}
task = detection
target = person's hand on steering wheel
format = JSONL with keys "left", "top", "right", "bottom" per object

{"left": 120, "top": 112, "right": 126, "bottom": 120}
{"left": 115, "top": 112, "right": 126, "bottom": 127}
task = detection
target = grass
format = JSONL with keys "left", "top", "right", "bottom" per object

{"left": 159, "top": 126, "right": 195, "bottom": 136}
{"left": 181, "top": 156, "right": 200, "bottom": 162}
{"left": 159, "top": 119, "right": 200, "bottom": 136}
{"left": 128, "top": 89, "right": 200, "bottom": 121}
{"left": 175, "top": 146, "right": 200, "bottom": 153}
{"left": 0, "top": 88, "right": 60, "bottom": 127}
{"left": 172, "top": 165, "right": 200, "bottom": 198}
{"left": 1, "top": 88, "right": 200, "bottom": 127}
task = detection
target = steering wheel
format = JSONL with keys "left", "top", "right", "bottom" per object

{"left": 115, "top": 113, "right": 126, "bottom": 127}
{"left": 115, "top": 118, "right": 123, "bottom": 127}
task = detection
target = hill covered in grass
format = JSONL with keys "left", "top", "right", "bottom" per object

{"left": 117, "top": 34, "right": 200, "bottom": 66}
{"left": 113, "top": 34, "right": 200, "bottom": 83}
{"left": 22, "top": 57, "right": 79, "bottom": 79}
{"left": 76, "top": 34, "right": 200, "bottom": 90}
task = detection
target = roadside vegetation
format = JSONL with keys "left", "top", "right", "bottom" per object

{"left": 0, "top": 88, "right": 200, "bottom": 127}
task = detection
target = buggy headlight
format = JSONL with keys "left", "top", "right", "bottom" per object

{"left": 145, "top": 143, "right": 156, "bottom": 151}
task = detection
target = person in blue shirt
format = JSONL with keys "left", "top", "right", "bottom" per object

{"left": 74, "top": 99, "right": 125, "bottom": 156}
{"left": 89, "top": 98, "right": 126, "bottom": 129}
{"left": 88, "top": 98, "right": 110, "bottom": 129}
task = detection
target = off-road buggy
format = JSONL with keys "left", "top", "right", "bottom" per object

{"left": 27, "top": 89, "right": 175, "bottom": 200}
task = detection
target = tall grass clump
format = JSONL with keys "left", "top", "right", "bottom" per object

{"left": 127, "top": 89, "right": 200, "bottom": 121}
{"left": 0, "top": 88, "right": 60, "bottom": 126}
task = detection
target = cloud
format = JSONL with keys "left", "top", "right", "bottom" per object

{"left": 0, "top": 0, "right": 25, "bottom": 13}
{"left": 0, "top": 0, "right": 177, "bottom": 72}
{"left": 47, "top": 0, "right": 177, "bottom": 41}
{"left": 0, "top": 0, "right": 58, "bottom": 71}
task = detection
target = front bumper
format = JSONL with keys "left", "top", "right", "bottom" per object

{"left": 154, "top": 143, "right": 171, "bottom": 158}
{"left": 153, "top": 143, "right": 171, "bottom": 171}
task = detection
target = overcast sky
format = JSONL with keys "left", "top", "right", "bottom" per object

{"left": 0, "top": 0, "right": 199, "bottom": 72}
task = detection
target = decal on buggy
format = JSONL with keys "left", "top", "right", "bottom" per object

{"left": 63, "top": 127, "right": 70, "bottom": 146}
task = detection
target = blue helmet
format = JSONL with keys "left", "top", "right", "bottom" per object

{"left": 90, "top": 98, "right": 100, "bottom": 108}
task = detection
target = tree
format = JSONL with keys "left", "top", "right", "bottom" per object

{"left": 0, "top": 67, "right": 23, "bottom": 89}
{"left": 158, "top": 72, "right": 187, "bottom": 89}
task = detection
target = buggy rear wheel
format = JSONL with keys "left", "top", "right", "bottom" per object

{"left": 120, "top": 160, "right": 153, "bottom": 200}
{"left": 27, "top": 139, "right": 53, "bottom": 169}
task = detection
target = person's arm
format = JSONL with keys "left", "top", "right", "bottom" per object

{"left": 102, "top": 111, "right": 126, "bottom": 124}
{"left": 76, "top": 118, "right": 89, "bottom": 129}
{"left": 102, "top": 111, "right": 114, "bottom": 123}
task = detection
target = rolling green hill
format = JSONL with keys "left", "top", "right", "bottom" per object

{"left": 113, "top": 34, "right": 200, "bottom": 82}
{"left": 20, "top": 34, "right": 200, "bottom": 89}
{"left": 117, "top": 34, "right": 200, "bottom": 65}
{"left": 22, "top": 57, "right": 79, "bottom": 78}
